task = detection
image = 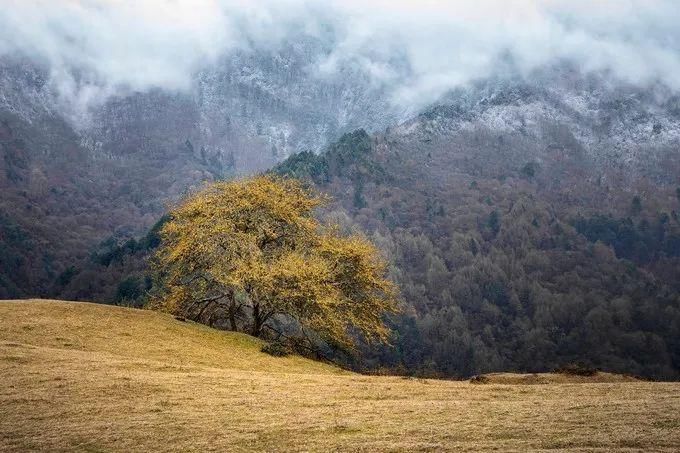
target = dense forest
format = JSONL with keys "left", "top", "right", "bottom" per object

{"left": 51, "top": 126, "right": 680, "bottom": 380}
{"left": 274, "top": 130, "right": 680, "bottom": 379}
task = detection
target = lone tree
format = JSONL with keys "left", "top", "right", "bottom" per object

{"left": 152, "top": 175, "right": 398, "bottom": 351}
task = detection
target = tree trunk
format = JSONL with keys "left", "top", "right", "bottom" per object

{"left": 195, "top": 300, "right": 214, "bottom": 322}
{"left": 251, "top": 303, "right": 263, "bottom": 337}
{"left": 228, "top": 301, "right": 238, "bottom": 331}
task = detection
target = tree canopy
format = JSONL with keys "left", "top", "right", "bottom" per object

{"left": 152, "top": 175, "right": 398, "bottom": 351}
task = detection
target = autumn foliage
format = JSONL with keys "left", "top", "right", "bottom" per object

{"left": 152, "top": 175, "right": 398, "bottom": 351}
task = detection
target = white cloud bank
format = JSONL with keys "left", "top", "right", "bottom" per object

{"left": 1, "top": 0, "right": 679, "bottom": 111}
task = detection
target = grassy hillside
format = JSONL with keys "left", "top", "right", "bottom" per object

{"left": 2, "top": 300, "right": 680, "bottom": 452}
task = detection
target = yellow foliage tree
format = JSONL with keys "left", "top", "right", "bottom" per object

{"left": 152, "top": 175, "right": 398, "bottom": 350}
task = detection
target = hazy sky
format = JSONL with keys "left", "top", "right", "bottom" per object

{"left": 1, "top": 0, "right": 679, "bottom": 111}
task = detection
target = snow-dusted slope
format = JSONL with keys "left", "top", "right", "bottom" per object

{"left": 396, "top": 67, "right": 680, "bottom": 178}
{"left": 1, "top": 40, "right": 403, "bottom": 177}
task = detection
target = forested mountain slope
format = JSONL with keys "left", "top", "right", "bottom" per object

{"left": 275, "top": 126, "right": 680, "bottom": 379}
{"left": 2, "top": 58, "right": 680, "bottom": 379}
{"left": 0, "top": 46, "right": 400, "bottom": 298}
{"left": 56, "top": 122, "right": 680, "bottom": 379}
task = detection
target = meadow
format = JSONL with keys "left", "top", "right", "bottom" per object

{"left": 1, "top": 300, "right": 679, "bottom": 452}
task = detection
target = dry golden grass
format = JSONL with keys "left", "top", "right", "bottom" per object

{"left": 1, "top": 300, "right": 679, "bottom": 452}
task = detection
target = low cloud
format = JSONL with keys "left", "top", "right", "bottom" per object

{"left": 1, "top": 0, "right": 679, "bottom": 113}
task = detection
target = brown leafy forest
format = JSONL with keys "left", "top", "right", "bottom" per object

{"left": 0, "top": 108, "right": 228, "bottom": 300}
{"left": 273, "top": 130, "right": 680, "bottom": 379}
{"left": 9, "top": 124, "right": 680, "bottom": 379}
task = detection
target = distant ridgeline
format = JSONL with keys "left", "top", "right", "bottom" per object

{"left": 53, "top": 129, "right": 680, "bottom": 380}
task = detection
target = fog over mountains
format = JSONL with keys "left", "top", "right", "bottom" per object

{"left": 3, "top": 0, "right": 680, "bottom": 116}
{"left": 2, "top": 1, "right": 680, "bottom": 167}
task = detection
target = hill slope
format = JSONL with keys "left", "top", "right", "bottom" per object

{"left": 2, "top": 300, "right": 680, "bottom": 452}
{"left": 0, "top": 299, "right": 340, "bottom": 375}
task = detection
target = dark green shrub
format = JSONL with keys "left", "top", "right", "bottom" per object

{"left": 554, "top": 364, "right": 598, "bottom": 377}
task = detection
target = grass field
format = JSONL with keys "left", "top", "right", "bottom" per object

{"left": 1, "top": 300, "right": 679, "bottom": 452}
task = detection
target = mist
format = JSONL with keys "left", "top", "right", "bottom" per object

{"left": 1, "top": 0, "right": 679, "bottom": 113}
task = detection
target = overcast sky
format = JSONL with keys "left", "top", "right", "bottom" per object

{"left": 1, "top": 0, "right": 679, "bottom": 110}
